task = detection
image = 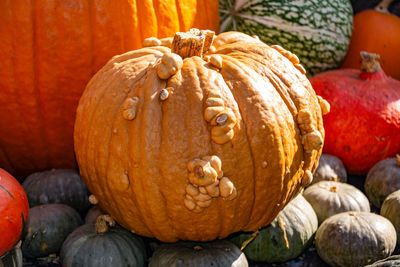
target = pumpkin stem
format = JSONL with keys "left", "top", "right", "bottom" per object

{"left": 95, "top": 215, "right": 115, "bottom": 234}
{"left": 396, "top": 154, "right": 400, "bottom": 166}
{"left": 360, "top": 51, "right": 381, "bottom": 73}
{"left": 171, "top": 29, "right": 215, "bottom": 59}
{"left": 375, "top": 0, "right": 393, "bottom": 14}
{"left": 240, "top": 229, "right": 259, "bottom": 251}
{"left": 329, "top": 186, "right": 338, "bottom": 192}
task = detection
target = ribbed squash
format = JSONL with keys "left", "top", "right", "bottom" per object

{"left": 311, "top": 154, "right": 347, "bottom": 186}
{"left": 22, "top": 169, "right": 90, "bottom": 215}
{"left": 315, "top": 211, "right": 397, "bottom": 267}
{"left": 74, "top": 29, "right": 327, "bottom": 242}
{"left": 149, "top": 240, "right": 248, "bottom": 267}
{"left": 365, "top": 255, "right": 400, "bottom": 267}
{"left": 60, "top": 215, "right": 146, "bottom": 267}
{"left": 381, "top": 189, "right": 400, "bottom": 245}
{"left": 0, "top": 0, "right": 219, "bottom": 178}
{"left": 0, "top": 242, "right": 22, "bottom": 267}
{"left": 230, "top": 194, "right": 318, "bottom": 263}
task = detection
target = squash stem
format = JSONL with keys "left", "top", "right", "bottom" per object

{"left": 360, "top": 51, "right": 381, "bottom": 73}
{"left": 95, "top": 215, "right": 115, "bottom": 234}
{"left": 171, "top": 29, "right": 215, "bottom": 59}
{"left": 375, "top": 0, "right": 393, "bottom": 14}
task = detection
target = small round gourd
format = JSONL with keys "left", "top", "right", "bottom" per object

{"left": 230, "top": 194, "right": 318, "bottom": 263}
{"left": 60, "top": 215, "right": 146, "bottom": 267}
{"left": 381, "top": 189, "right": 400, "bottom": 245}
{"left": 315, "top": 211, "right": 397, "bottom": 267}
{"left": 311, "top": 154, "right": 347, "bottom": 185}
{"left": 0, "top": 241, "right": 22, "bottom": 267}
{"left": 22, "top": 169, "right": 91, "bottom": 215}
{"left": 365, "top": 255, "right": 400, "bottom": 267}
{"left": 21, "top": 204, "right": 82, "bottom": 258}
{"left": 303, "top": 181, "right": 370, "bottom": 224}
{"left": 365, "top": 155, "right": 400, "bottom": 208}
{"left": 84, "top": 206, "right": 105, "bottom": 224}
{"left": 149, "top": 240, "right": 248, "bottom": 267}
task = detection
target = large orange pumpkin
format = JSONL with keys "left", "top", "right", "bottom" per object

{"left": 74, "top": 29, "right": 328, "bottom": 242}
{"left": 0, "top": 0, "right": 219, "bottom": 178}
{"left": 341, "top": 1, "right": 400, "bottom": 80}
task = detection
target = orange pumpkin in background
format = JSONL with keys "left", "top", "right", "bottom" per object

{"left": 0, "top": 0, "right": 219, "bottom": 179}
{"left": 74, "top": 29, "right": 328, "bottom": 242}
{"left": 341, "top": 0, "right": 400, "bottom": 80}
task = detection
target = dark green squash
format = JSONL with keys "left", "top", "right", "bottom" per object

{"left": 0, "top": 241, "right": 22, "bottom": 267}
{"left": 315, "top": 211, "right": 397, "bottom": 267}
{"left": 149, "top": 240, "right": 247, "bottom": 267}
{"left": 60, "top": 215, "right": 146, "bottom": 267}
{"left": 365, "top": 255, "right": 400, "bottom": 266}
{"left": 230, "top": 194, "right": 318, "bottom": 263}
{"left": 22, "top": 169, "right": 91, "bottom": 215}
{"left": 365, "top": 156, "right": 400, "bottom": 208}
{"left": 22, "top": 204, "right": 82, "bottom": 258}
{"left": 84, "top": 206, "right": 105, "bottom": 224}
{"left": 381, "top": 189, "right": 400, "bottom": 245}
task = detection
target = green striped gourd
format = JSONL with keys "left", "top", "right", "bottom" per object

{"left": 219, "top": 0, "right": 353, "bottom": 75}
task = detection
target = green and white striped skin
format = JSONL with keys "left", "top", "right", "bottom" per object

{"left": 219, "top": 0, "right": 353, "bottom": 76}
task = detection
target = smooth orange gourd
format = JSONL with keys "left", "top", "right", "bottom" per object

{"left": 341, "top": 1, "right": 400, "bottom": 80}
{"left": 74, "top": 30, "right": 327, "bottom": 242}
{"left": 0, "top": 0, "right": 219, "bottom": 178}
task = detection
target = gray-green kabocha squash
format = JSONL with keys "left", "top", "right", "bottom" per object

{"left": 311, "top": 154, "right": 347, "bottom": 186}
{"left": 22, "top": 169, "right": 91, "bottom": 215}
{"left": 84, "top": 205, "right": 105, "bottom": 224}
{"left": 303, "top": 181, "right": 370, "bottom": 224}
{"left": 60, "top": 215, "right": 146, "bottom": 267}
{"left": 315, "top": 211, "right": 397, "bottom": 267}
{"left": 365, "top": 155, "right": 400, "bottom": 208}
{"left": 0, "top": 241, "right": 22, "bottom": 267}
{"left": 149, "top": 240, "right": 248, "bottom": 267}
{"left": 21, "top": 204, "right": 82, "bottom": 258}
{"left": 365, "top": 255, "right": 400, "bottom": 267}
{"left": 230, "top": 194, "right": 318, "bottom": 263}
{"left": 381, "top": 189, "right": 400, "bottom": 246}
{"left": 219, "top": 0, "right": 353, "bottom": 75}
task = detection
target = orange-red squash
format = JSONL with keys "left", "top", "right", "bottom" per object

{"left": 74, "top": 29, "right": 327, "bottom": 242}
{"left": 0, "top": 0, "right": 219, "bottom": 178}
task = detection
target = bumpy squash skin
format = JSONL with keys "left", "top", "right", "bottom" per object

{"left": 311, "top": 154, "right": 347, "bottom": 186}
{"left": 381, "top": 189, "right": 400, "bottom": 246}
{"left": 22, "top": 169, "right": 90, "bottom": 215}
{"left": 74, "top": 30, "right": 325, "bottom": 242}
{"left": 303, "top": 181, "right": 370, "bottom": 224}
{"left": 149, "top": 240, "right": 247, "bottom": 267}
{"left": 60, "top": 223, "right": 146, "bottom": 267}
{"left": 365, "top": 157, "right": 400, "bottom": 208}
{"left": 0, "top": 169, "right": 29, "bottom": 257}
{"left": 0, "top": 0, "right": 219, "bottom": 178}
{"left": 315, "top": 212, "right": 397, "bottom": 267}
{"left": 230, "top": 194, "right": 318, "bottom": 263}
{"left": 21, "top": 204, "right": 82, "bottom": 258}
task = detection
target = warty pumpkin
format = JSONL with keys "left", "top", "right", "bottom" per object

{"left": 74, "top": 29, "right": 328, "bottom": 242}
{"left": 311, "top": 52, "right": 400, "bottom": 174}
{"left": 0, "top": 0, "right": 219, "bottom": 178}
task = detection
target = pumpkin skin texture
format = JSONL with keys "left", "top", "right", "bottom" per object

{"left": 21, "top": 204, "right": 82, "bottom": 258}
{"left": 230, "top": 194, "right": 318, "bottom": 263}
{"left": 380, "top": 189, "right": 400, "bottom": 245}
{"left": 365, "top": 156, "right": 400, "bottom": 208}
{"left": 22, "top": 169, "right": 90, "bottom": 215}
{"left": 74, "top": 30, "right": 326, "bottom": 242}
{"left": 0, "top": 169, "right": 29, "bottom": 257}
{"left": 365, "top": 255, "right": 400, "bottom": 267}
{"left": 341, "top": 8, "right": 400, "bottom": 80}
{"left": 0, "top": 0, "right": 219, "bottom": 179}
{"left": 315, "top": 211, "right": 397, "bottom": 267}
{"left": 310, "top": 53, "right": 400, "bottom": 175}
{"left": 303, "top": 181, "right": 370, "bottom": 224}
{"left": 149, "top": 240, "right": 248, "bottom": 267}
{"left": 60, "top": 215, "right": 146, "bottom": 267}
{"left": 311, "top": 154, "right": 347, "bottom": 186}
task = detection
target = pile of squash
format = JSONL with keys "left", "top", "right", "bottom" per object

{"left": 1, "top": 0, "right": 400, "bottom": 266}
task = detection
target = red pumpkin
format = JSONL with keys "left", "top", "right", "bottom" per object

{"left": 0, "top": 0, "right": 219, "bottom": 178}
{"left": 311, "top": 52, "right": 400, "bottom": 174}
{"left": 0, "top": 169, "right": 29, "bottom": 256}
